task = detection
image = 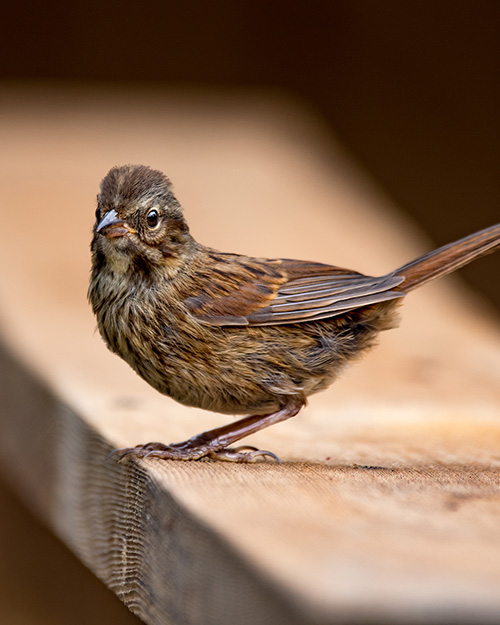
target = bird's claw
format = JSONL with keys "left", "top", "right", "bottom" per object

{"left": 106, "top": 442, "right": 166, "bottom": 462}
{"left": 208, "top": 445, "right": 281, "bottom": 463}
{"left": 107, "top": 441, "right": 280, "bottom": 463}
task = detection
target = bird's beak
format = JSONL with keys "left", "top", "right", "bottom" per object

{"left": 96, "top": 209, "right": 136, "bottom": 238}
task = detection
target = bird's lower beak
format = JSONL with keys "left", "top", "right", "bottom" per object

{"left": 96, "top": 209, "right": 136, "bottom": 238}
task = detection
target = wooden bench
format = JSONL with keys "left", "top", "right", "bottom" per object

{"left": 1, "top": 85, "right": 500, "bottom": 625}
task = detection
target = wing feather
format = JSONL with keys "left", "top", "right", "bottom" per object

{"left": 185, "top": 252, "right": 405, "bottom": 327}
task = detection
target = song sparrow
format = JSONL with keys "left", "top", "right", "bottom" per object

{"left": 88, "top": 164, "right": 500, "bottom": 462}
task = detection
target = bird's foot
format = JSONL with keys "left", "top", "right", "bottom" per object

{"left": 208, "top": 445, "right": 280, "bottom": 463}
{"left": 109, "top": 441, "right": 280, "bottom": 463}
{"left": 107, "top": 402, "right": 301, "bottom": 464}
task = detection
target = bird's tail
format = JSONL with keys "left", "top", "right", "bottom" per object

{"left": 393, "top": 223, "right": 500, "bottom": 292}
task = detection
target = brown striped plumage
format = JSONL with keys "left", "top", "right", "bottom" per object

{"left": 88, "top": 164, "right": 500, "bottom": 462}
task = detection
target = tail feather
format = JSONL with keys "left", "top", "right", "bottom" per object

{"left": 393, "top": 223, "right": 500, "bottom": 292}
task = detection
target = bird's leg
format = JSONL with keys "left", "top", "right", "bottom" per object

{"left": 112, "top": 400, "right": 303, "bottom": 463}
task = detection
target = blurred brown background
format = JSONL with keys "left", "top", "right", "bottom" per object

{"left": 1, "top": 0, "right": 499, "bottom": 306}
{"left": 0, "top": 1, "right": 498, "bottom": 623}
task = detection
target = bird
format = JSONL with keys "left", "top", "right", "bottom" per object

{"left": 88, "top": 164, "right": 500, "bottom": 462}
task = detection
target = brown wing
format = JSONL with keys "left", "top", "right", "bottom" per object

{"left": 184, "top": 251, "right": 405, "bottom": 326}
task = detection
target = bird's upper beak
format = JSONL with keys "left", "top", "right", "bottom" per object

{"left": 96, "top": 209, "right": 136, "bottom": 238}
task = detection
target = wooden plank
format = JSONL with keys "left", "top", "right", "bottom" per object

{"left": 0, "top": 473, "right": 142, "bottom": 625}
{"left": 0, "top": 84, "right": 499, "bottom": 625}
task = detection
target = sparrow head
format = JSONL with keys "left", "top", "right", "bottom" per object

{"left": 91, "top": 165, "right": 193, "bottom": 275}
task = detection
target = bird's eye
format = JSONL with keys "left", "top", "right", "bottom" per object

{"left": 146, "top": 209, "right": 160, "bottom": 228}
{"left": 95, "top": 207, "right": 100, "bottom": 221}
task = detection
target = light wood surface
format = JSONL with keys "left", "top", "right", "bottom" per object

{"left": 0, "top": 84, "right": 500, "bottom": 625}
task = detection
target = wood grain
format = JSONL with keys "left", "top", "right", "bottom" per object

{"left": 0, "top": 84, "right": 499, "bottom": 624}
